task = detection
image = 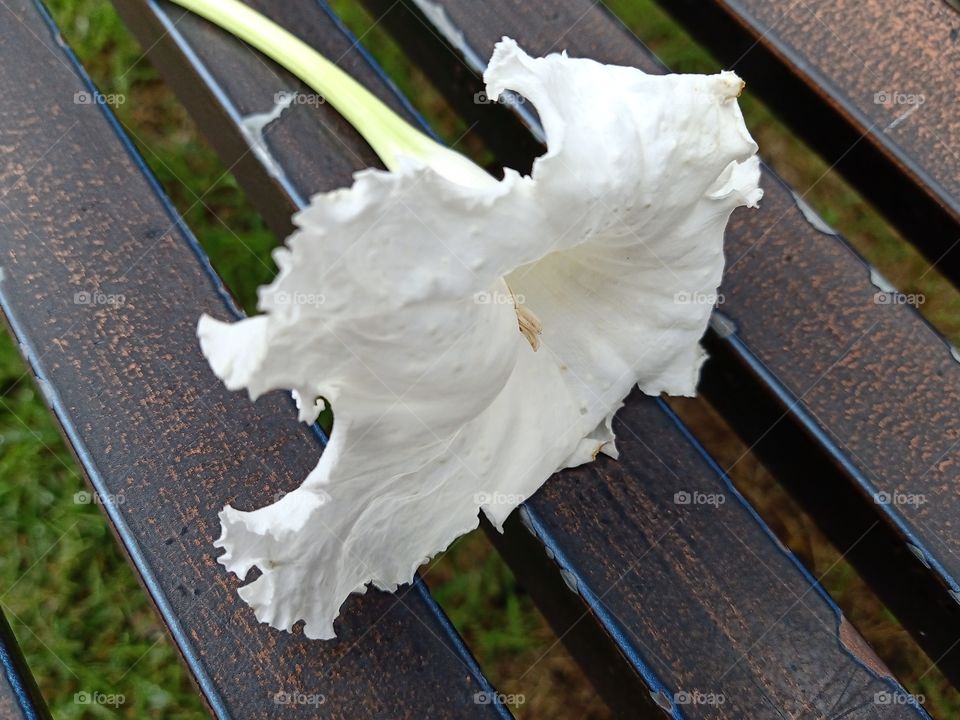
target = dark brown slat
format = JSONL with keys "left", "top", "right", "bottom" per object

{"left": 0, "top": 1, "right": 509, "bottom": 718}
{"left": 360, "top": 0, "right": 960, "bottom": 684}
{"left": 499, "top": 395, "right": 930, "bottom": 719}
{"left": 654, "top": 0, "right": 960, "bottom": 284}
{"left": 0, "top": 610, "right": 49, "bottom": 720}
{"left": 112, "top": 0, "right": 933, "bottom": 716}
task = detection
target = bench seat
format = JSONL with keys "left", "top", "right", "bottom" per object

{"left": 0, "top": 1, "right": 510, "bottom": 717}
{"left": 106, "top": 0, "right": 939, "bottom": 715}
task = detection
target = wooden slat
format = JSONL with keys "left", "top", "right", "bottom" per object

{"left": 653, "top": 0, "right": 960, "bottom": 285}
{"left": 494, "top": 394, "right": 934, "bottom": 719}
{"left": 112, "top": 0, "right": 934, "bottom": 715}
{"left": 0, "top": 610, "right": 48, "bottom": 720}
{"left": 0, "top": 1, "right": 510, "bottom": 718}
{"left": 359, "top": 0, "right": 960, "bottom": 684}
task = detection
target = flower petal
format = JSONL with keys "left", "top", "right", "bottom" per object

{"left": 201, "top": 163, "right": 591, "bottom": 637}
{"left": 488, "top": 39, "right": 762, "bottom": 451}
{"left": 200, "top": 39, "right": 761, "bottom": 638}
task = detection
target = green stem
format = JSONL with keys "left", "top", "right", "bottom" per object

{"left": 168, "top": 0, "right": 486, "bottom": 183}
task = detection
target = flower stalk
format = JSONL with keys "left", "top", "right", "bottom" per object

{"left": 168, "top": 0, "right": 491, "bottom": 185}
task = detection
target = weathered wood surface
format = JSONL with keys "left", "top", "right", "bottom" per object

{"left": 497, "top": 394, "right": 931, "bottom": 718}
{"left": 0, "top": 1, "right": 510, "bottom": 717}
{"left": 361, "top": 0, "right": 960, "bottom": 683}
{"left": 112, "top": 0, "right": 933, "bottom": 715}
{"left": 656, "top": 0, "right": 960, "bottom": 283}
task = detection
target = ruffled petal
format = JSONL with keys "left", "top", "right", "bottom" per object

{"left": 488, "top": 39, "right": 762, "bottom": 452}
{"left": 201, "top": 38, "right": 761, "bottom": 638}
{"left": 216, "top": 343, "right": 592, "bottom": 638}
{"left": 201, "top": 162, "right": 592, "bottom": 637}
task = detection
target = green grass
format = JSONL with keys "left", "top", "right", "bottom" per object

{"left": 0, "top": 1, "right": 957, "bottom": 718}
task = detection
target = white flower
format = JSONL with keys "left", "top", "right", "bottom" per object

{"left": 198, "top": 38, "right": 761, "bottom": 639}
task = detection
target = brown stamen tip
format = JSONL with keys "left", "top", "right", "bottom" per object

{"left": 512, "top": 294, "right": 542, "bottom": 352}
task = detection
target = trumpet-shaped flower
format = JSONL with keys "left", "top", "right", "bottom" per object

{"left": 186, "top": 0, "right": 760, "bottom": 640}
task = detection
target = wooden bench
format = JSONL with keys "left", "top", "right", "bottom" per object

{"left": 0, "top": 0, "right": 956, "bottom": 717}
{"left": 0, "top": 2, "right": 508, "bottom": 718}
{"left": 657, "top": 0, "right": 960, "bottom": 281}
